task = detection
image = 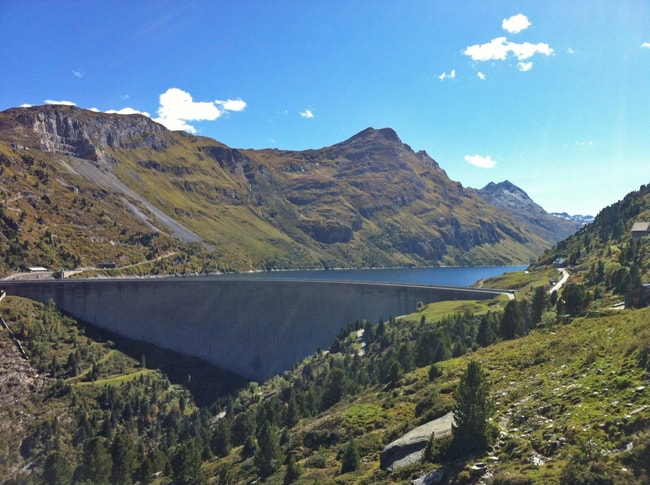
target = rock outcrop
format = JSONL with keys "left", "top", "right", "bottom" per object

{"left": 380, "top": 411, "right": 454, "bottom": 471}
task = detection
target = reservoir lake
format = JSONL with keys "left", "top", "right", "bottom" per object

{"left": 217, "top": 265, "right": 527, "bottom": 287}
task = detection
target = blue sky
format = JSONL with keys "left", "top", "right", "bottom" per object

{"left": 1, "top": 1, "right": 649, "bottom": 216}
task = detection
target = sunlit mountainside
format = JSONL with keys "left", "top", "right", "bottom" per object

{"left": 0, "top": 105, "right": 581, "bottom": 276}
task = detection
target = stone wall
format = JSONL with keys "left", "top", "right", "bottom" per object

{"left": 1, "top": 278, "right": 503, "bottom": 381}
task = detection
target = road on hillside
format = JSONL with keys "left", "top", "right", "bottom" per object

{"left": 549, "top": 268, "right": 569, "bottom": 294}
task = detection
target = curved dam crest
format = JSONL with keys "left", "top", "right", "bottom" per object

{"left": 2, "top": 278, "right": 507, "bottom": 381}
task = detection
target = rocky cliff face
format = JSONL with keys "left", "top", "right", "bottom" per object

{"left": 3, "top": 105, "right": 173, "bottom": 165}
{"left": 0, "top": 105, "right": 576, "bottom": 271}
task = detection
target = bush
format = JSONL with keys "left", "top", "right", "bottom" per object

{"left": 488, "top": 471, "right": 533, "bottom": 485}
{"left": 559, "top": 460, "right": 616, "bottom": 485}
{"left": 423, "top": 433, "right": 452, "bottom": 463}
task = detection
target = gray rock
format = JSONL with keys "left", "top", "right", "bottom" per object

{"left": 380, "top": 412, "right": 454, "bottom": 471}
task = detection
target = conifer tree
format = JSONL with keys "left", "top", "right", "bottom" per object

{"left": 284, "top": 454, "right": 302, "bottom": 484}
{"left": 172, "top": 442, "right": 205, "bottom": 485}
{"left": 254, "top": 422, "right": 282, "bottom": 478}
{"left": 340, "top": 437, "right": 361, "bottom": 473}
{"left": 451, "top": 360, "right": 494, "bottom": 455}
{"left": 81, "top": 437, "right": 112, "bottom": 484}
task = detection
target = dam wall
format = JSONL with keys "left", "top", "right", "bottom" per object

{"left": 1, "top": 278, "right": 505, "bottom": 381}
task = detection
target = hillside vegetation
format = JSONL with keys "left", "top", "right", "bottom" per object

{"left": 0, "top": 105, "right": 579, "bottom": 275}
{"left": 2, "top": 182, "right": 650, "bottom": 484}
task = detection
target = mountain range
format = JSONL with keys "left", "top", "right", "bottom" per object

{"left": 0, "top": 105, "right": 581, "bottom": 274}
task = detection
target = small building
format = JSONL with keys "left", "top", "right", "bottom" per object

{"left": 28, "top": 266, "right": 48, "bottom": 272}
{"left": 552, "top": 257, "right": 567, "bottom": 268}
{"left": 632, "top": 222, "right": 650, "bottom": 242}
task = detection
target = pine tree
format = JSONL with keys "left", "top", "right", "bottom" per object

{"left": 211, "top": 417, "right": 232, "bottom": 457}
{"left": 111, "top": 432, "right": 137, "bottom": 484}
{"left": 340, "top": 437, "right": 361, "bottom": 473}
{"left": 254, "top": 422, "right": 282, "bottom": 477}
{"left": 43, "top": 450, "right": 72, "bottom": 485}
{"left": 81, "top": 437, "right": 112, "bottom": 484}
{"left": 451, "top": 360, "right": 494, "bottom": 455}
{"left": 531, "top": 286, "right": 547, "bottom": 324}
{"left": 172, "top": 442, "right": 205, "bottom": 485}
{"left": 284, "top": 454, "right": 302, "bottom": 484}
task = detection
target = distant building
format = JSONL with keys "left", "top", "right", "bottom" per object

{"left": 632, "top": 222, "right": 650, "bottom": 242}
{"left": 28, "top": 266, "right": 48, "bottom": 272}
{"left": 552, "top": 257, "right": 567, "bottom": 268}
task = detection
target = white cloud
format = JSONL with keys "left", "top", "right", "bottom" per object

{"left": 300, "top": 109, "right": 314, "bottom": 118}
{"left": 438, "top": 69, "right": 456, "bottom": 80}
{"left": 44, "top": 99, "right": 77, "bottom": 106}
{"left": 477, "top": 71, "right": 486, "bottom": 80}
{"left": 518, "top": 61, "right": 533, "bottom": 71}
{"left": 152, "top": 88, "right": 246, "bottom": 133}
{"left": 464, "top": 154, "right": 496, "bottom": 168}
{"left": 566, "top": 47, "right": 576, "bottom": 55}
{"left": 72, "top": 70, "right": 84, "bottom": 78}
{"left": 641, "top": 42, "right": 650, "bottom": 49}
{"left": 502, "top": 14, "right": 531, "bottom": 34}
{"left": 20, "top": 103, "right": 32, "bottom": 108}
{"left": 509, "top": 41, "right": 553, "bottom": 60}
{"left": 106, "top": 107, "right": 151, "bottom": 117}
{"left": 463, "top": 37, "right": 553, "bottom": 62}
{"left": 216, "top": 98, "right": 247, "bottom": 111}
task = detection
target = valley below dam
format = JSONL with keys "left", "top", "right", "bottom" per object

{"left": 2, "top": 266, "right": 521, "bottom": 381}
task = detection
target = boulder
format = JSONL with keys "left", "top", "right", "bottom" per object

{"left": 380, "top": 412, "right": 454, "bottom": 471}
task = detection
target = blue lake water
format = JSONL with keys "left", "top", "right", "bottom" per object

{"left": 217, "top": 266, "right": 527, "bottom": 287}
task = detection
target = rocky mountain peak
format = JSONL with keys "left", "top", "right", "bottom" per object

{"left": 479, "top": 180, "right": 545, "bottom": 215}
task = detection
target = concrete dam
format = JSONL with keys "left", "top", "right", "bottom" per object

{"left": 1, "top": 278, "right": 507, "bottom": 381}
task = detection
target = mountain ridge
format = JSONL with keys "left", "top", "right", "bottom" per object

{"left": 0, "top": 105, "right": 579, "bottom": 274}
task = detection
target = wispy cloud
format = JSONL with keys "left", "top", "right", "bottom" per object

{"left": 464, "top": 154, "right": 496, "bottom": 168}
{"left": 299, "top": 109, "right": 314, "bottom": 118}
{"left": 502, "top": 14, "right": 531, "bottom": 34}
{"left": 153, "top": 88, "right": 246, "bottom": 133}
{"left": 72, "top": 70, "right": 84, "bottom": 78}
{"left": 44, "top": 99, "right": 77, "bottom": 106}
{"left": 438, "top": 69, "right": 456, "bottom": 81}
{"left": 477, "top": 72, "right": 486, "bottom": 80}
{"left": 217, "top": 98, "right": 247, "bottom": 112}
{"left": 641, "top": 42, "right": 650, "bottom": 49}
{"left": 518, "top": 61, "right": 533, "bottom": 72}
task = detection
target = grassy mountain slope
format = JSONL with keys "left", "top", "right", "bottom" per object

{"left": 1, "top": 279, "right": 648, "bottom": 484}
{"left": 0, "top": 105, "right": 563, "bottom": 275}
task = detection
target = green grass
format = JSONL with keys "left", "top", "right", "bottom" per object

{"left": 414, "top": 297, "right": 508, "bottom": 323}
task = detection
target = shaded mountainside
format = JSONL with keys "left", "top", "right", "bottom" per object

{"left": 0, "top": 105, "right": 569, "bottom": 274}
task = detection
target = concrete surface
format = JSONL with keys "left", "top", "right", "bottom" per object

{"left": 1, "top": 278, "right": 505, "bottom": 381}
